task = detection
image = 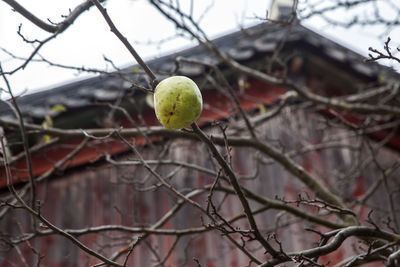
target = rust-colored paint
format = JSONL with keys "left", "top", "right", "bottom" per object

{"left": 2, "top": 78, "right": 399, "bottom": 189}
{"left": 323, "top": 109, "right": 400, "bottom": 150}
{"left": 1, "top": 106, "right": 398, "bottom": 266}
{"left": 352, "top": 176, "right": 366, "bottom": 198}
{"left": 0, "top": 80, "right": 286, "bottom": 188}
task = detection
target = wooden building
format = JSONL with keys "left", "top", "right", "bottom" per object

{"left": 0, "top": 21, "right": 399, "bottom": 266}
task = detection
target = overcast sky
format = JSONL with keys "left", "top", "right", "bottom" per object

{"left": 0, "top": 0, "right": 399, "bottom": 98}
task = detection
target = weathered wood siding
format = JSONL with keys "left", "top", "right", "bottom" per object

{"left": 1, "top": 108, "right": 398, "bottom": 266}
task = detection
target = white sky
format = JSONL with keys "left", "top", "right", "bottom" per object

{"left": 0, "top": 0, "right": 399, "bottom": 99}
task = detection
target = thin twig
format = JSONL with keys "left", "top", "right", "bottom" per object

{"left": 0, "top": 136, "right": 123, "bottom": 267}
{"left": 0, "top": 63, "right": 37, "bottom": 216}
{"left": 89, "top": 0, "right": 159, "bottom": 88}
{"left": 190, "top": 122, "right": 283, "bottom": 258}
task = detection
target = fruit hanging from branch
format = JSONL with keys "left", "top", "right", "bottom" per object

{"left": 154, "top": 76, "right": 203, "bottom": 129}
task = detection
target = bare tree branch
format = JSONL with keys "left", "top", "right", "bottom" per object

{"left": 2, "top": 0, "right": 105, "bottom": 33}
{"left": 89, "top": 0, "right": 158, "bottom": 88}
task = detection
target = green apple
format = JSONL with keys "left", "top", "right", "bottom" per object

{"left": 154, "top": 76, "right": 203, "bottom": 129}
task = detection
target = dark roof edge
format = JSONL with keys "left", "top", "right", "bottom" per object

{"left": 2, "top": 22, "right": 399, "bottom": 116}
